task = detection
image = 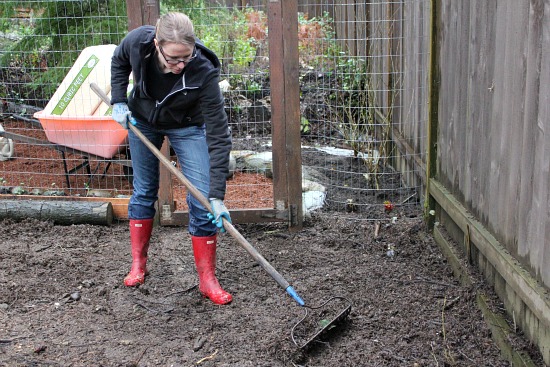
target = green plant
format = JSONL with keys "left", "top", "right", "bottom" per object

{"left": 199, "top": 12, "right": 258, "bottom": 71}
{"left": 228, "top": 8, "right": 266, "bottom": 68}
{"left": 231, "top": 104, "right": 242, "bottom": 114}
{"left": 1, "top": 0, "right": 128, "bottom": 103}
{"left": 11, "top": 182, "right": 28, "bottom": 195}
{"left": 160, "top": 0, "right": 207, "bottom": 20}
{"left": 300, "top": 116, "right": 311, "bottom": 134}
{"left": 163, "top": 3, "right": 261, "bottom": 72}
{"left": 0, "top": 2, "right": 37, "bottom": 32}
{"left": 245, "top": 80, "right": 261, "bottom": 94}
{"left": 297, "top": 11, "right": 339, "bottom": 68}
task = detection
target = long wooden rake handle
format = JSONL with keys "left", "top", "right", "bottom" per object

{"left": 89, "top": 82, "right": 305, "bottom": 306}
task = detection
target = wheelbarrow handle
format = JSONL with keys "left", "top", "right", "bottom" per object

{"left": 88, "top": 82, "right": 305, "bottom": 307}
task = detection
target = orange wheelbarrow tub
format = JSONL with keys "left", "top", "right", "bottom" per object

{"left": 34, "top": 111, "right": 128, "bottom": 159}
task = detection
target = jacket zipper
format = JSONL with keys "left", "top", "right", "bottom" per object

{"left": 149, "top": 74, "right": 199, "bottom": 124}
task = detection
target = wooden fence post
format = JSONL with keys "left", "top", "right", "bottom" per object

{"left": 268, "top": 0, "right": 303, "bottom": 230}
{"left": 426, "top": 0, "right": 439, "bottom": 227}
{"left": 125, "top": 0, "right": 174, "bottom": 222}
{"left": 126, "top": 0, "right": 160, "bottom": 31}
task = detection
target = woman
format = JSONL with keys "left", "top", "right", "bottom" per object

{"left": 110, "top": 12, "right": 232, "bottom": 305}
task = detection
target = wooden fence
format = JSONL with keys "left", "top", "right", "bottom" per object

{"left": 332, "top": 0, "right": 550, "bottom": 363}
{"left": 427, "top": 0, "right": 550, "bottom": 363}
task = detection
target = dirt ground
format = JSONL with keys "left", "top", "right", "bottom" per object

{"left": 0, "top": 116, "right": 546, "bottom": 366}
{"left": 0, "top": 206, "right": 545, "bottom": 366}
{"left": 0, "top": 100, "right": 545, "bottom": 366}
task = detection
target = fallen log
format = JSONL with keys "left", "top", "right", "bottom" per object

{"left": 0, "top": 200, "right": 113, "bottom": 225}
{"left": 0, "top": 194, "right": 129, "bottom": 219}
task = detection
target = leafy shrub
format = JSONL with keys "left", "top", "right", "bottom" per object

{"left": 1, "top": 0, "right": 127, "bottom": 104}
{"left": 298, "top": 11, "right": 339, "bottom": 68}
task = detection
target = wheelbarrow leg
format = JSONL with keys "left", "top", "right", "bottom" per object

{"left": 58, "top": 149, "right": 92, "bottom": 189}
{"left": 60, "top": 150, "right": 71, "bottom": 188}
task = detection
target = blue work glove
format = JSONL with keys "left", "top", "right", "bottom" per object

{"left": 112, "top": 103, "right": 135, "bottom": 129}
{"left": 207, "top": 198, "right": 231, "bottom": 232}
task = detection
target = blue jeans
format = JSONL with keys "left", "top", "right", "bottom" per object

{"left": 128, "top": 121, "right": 216, "bottom": 237}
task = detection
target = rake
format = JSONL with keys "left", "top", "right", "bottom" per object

{"left": 90, "top": 82, "right": 351, "bottom": 349}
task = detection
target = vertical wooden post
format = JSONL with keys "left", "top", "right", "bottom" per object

{"left": 426, "top": 0, "right": 440, "bottom": 227}
{"left": 268, "top": 0, "right": 303, "bottom": 229}
{"left": 125, "top": 1, "right": 173, "bottom": 222}
{"left": 126, "top": 0, "right": 160, "bottom": 31}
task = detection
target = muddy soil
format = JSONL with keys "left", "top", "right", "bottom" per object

{"left": 0, "top": 208, "right": 545, "bottom": 366}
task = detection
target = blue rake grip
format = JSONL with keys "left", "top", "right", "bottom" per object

{"left": 286, "top": 286, "right": 305, "bottom": 306}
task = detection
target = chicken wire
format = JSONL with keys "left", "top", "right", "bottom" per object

{"left": 0, "top": 1, "right": 132, "bottom": 201}
{"left": 0, "top": 0, "right": 429, "bottom": 220}
{"left": 290, "top": 0, "right": 428, "bottom": 217}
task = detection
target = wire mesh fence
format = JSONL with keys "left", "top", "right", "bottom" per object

{"left": 0, "top": 0, "right": 429, "bottom": 221}
{"left": 0, "top": 0, "right": 132, "bottom": 215}
{"left": 297, "top": 1, "right": 430, "bottom": 218}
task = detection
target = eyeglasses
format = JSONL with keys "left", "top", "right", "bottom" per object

{"left": 158, "top": 45, "right": 196, "bottom": 65}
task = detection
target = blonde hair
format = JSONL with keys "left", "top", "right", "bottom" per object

{"left": 155, "top": 12, "right": 195, "bottom": 46}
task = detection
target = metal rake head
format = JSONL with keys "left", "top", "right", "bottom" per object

{"left": 290, "top": 296, "right": 352, "bottom": 349}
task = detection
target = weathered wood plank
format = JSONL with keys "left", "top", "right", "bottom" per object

{"left": 346, "top": 2, "right": 356, "bottom": 56}
{"left": 500, "top": 1, "right": 529, "bottom": 250}
{"left": 267, "top": 0, "right": 286, "bottom": 211}
{"left": 430, "top": 179, "right": 550, "bottom": 331}
{"left": 535, "top": 0, "right": 550, "bottom": 289}
{"left": 396, "top": 0, "right": 428, "bottom": 188}
{"left": 355, "top": 2, "right": 368, "bottom": 58}
{"left": 466, "top": 0, "right": 496, "bottom": 223}
{"left": 517, "top": 0, "right": 545, "bottom": 270}
{"left": 267, "top": 0, "right": 302, "bottom": 228}
{"left": 125, "top": 0, "right": 159, "bottom": 31}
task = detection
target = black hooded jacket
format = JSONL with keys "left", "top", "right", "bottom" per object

{"left": 110, "top": 25, "right": 231, "bottom": 200}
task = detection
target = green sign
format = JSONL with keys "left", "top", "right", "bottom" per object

{"left": 51, "top": 54, "right": 100, "bottom": 115}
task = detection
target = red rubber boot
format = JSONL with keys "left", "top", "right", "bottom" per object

{"left": 124, "top": 219, "right": 154, "bottom": 287}
{"left": 192, "top": 235, "right": 232, "bottom": 305}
